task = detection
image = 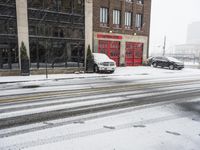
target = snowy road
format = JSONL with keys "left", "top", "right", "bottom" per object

{"left": 0, "top": 75, "right": 200, "bottom": 129}
{"left": 0, "top": 67, "right": 200, "bottom": 150}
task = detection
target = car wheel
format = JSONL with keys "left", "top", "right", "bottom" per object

{"left": 94, "top": 65, "right": 99, "bottom": 73}
{"left": 169, "top": 65, "right": 174, "bottom": 70}
{"left": 152, "top": 62, "right": 157, "bottom": 68}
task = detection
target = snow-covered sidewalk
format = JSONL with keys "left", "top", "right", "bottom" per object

{"left": 1, "top": 66, "right": 200, "bottom": 150}
{"left": 1, "top": 102, "right": 200, "bottom": 150}
{"left": 1, "top": 66, "right": 200, "bottom": 83}
{"left": 0, "top": 66, "right": 200, "bottom": 97}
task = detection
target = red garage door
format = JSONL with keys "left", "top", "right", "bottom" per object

{"left": 125, "top": 42, "right": 143, "bottom": 66}
{"left": 98, "top": 40, "right": 120, "bottom": 66}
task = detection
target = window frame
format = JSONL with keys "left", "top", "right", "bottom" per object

{"left": 135, "top": 13, "right": 143, "bottom": 30}
{"left": 125, "top": 11, "right": 132, "bottom": 29}
{"left": 113, "top": 9, "right": 121, "bottom": 28}
{"left": 100, "top": 7, "right": 108, "bottom": 27}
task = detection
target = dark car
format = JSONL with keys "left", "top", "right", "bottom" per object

{"left": 146, "top": 56, "right": 155, "bottom": 66}
{"left": 151, "top": 56, "right": 184, "bottom": 70}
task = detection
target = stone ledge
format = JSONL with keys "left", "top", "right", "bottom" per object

{"left": 0, "top": 67, "right": 85, "bottom": 76}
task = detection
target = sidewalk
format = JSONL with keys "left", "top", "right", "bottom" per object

{"left": 1, "top": 66, "right": 200, "bottom": 85}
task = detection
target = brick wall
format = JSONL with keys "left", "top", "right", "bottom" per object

{"left": 93, "top": 0, "right": 151, "bottom": 37}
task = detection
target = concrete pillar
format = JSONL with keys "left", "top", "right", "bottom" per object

{"left": 16, "top": 0, "right": 30, "bottom": 68}
{"left": 85, "top": 0, "right": 93, "bottom": 66}
{"left": 121, "top": 0, "right": 125, "bottom": 31}
{"left": 120, "top": 40, "right": 126, "bottom": 66}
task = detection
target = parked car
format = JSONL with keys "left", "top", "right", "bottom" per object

{"left": 92, "top": 53, "right": 116, "bottom": 73}
{"left": 151, "top": 56, "right": 184, "bottom": 70}
{"left": 146, "top": 56, "right": 155, "bottom": 66}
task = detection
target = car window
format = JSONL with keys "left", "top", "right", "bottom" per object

{"left": 162, "top": 57, "right": 168, "bottom": 61}
{"left": 155, "top": 57, "right": 162, "bottom": 60}
{"left": 93, "top": 53, "right": 110, "bottom": 62}
{"left": 166, "top": 57, "right": 181, "bottom": 63}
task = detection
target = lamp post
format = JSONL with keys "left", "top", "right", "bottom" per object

{"left": 45, "top": 40, "right": 48, "bottom": 79}
{"left": 77, "top": 42, "right": 80, "bottom": 70}
{"left": 163, "top": 36, "right": 166, "bottom": 56}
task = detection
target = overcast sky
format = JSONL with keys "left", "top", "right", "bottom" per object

{"left": 149, "top": 0, "right": 200, "bottom": 54}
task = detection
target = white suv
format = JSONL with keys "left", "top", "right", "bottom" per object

{"left": 93, "top": 53, "right": 116, "bottom": 73}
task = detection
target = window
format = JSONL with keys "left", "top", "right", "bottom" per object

{"left": 73, "top": 0, "right": 84, "bottom": 14}
{"left": 60, "top": 0, "right": 72, "bottom": 13}
{"left": 44, "top": 0, "right": 57, "bottom": 11}
{"left": 100, "top": 7, "right": 108, "bottom": 26}
{"left": 28, "top": 0, "right": 43, "bottom": 9}
{"left": 0, "top": 1, "right": 18, "bottom": 69}
{"left": 125, "top": 12, "right": 132, "bottom": 29}
{"left": 135, "top": 13, "right": 143, "bottom": 30}
{"left": 113, "top": 10, "right": 121, "bottom": 28}
{"left": 28, "top": 0, "right": 85, "bottom": 69}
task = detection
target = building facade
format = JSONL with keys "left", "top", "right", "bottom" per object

{"left": 93, "top": 0, "right": 151, "bottom": 66}
{"left": 0, "top": 0, "right": 86, "bottom": 71}
{"left": 0, "top": 0, "right": 18, "bottom": 70}
{"left": 0, "top": 0, "right": 151, "bottom": 73}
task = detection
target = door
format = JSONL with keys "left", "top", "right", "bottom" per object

{"left": 125, "top": 42, "right": 143, "bottom": 66}
{"left": 109, "top": 41, "right": 120, "bottom": 66}
{"left": 133, "top": 42, "right": 143, "bottom": 66}
{"left": 98, "top": 40, "right": 120, "bottom": 66}
{"left": 125, "top": 42, "right": 134, "bottom": 66}
{"left": 162, "top": 57, "right": 169, "bottom": 67}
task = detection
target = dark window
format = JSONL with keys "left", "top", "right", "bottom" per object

{"left": 73, "top": 0, "right": 84, "bottom": 14}
{"left": 0, "top": 0, "right": 18, "bottom": 70}
{"left": 0, "top": 0, "right": 16, "bottom": 5}
{"left": 28, "top": 0, "right": 43, "bottom": 9}
{"left": 60, "top": 0, "right": 72, "bottom": 13}
{"left": 44, "top": 0, "right": 57, "bottom": 11}
{"left": 28, "top": 0, "right": 85, "bottom": 68}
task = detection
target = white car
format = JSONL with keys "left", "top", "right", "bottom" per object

{"left": 93, "top": 53, "right": 116, "bottom": 73}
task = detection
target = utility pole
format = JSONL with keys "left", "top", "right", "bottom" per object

{"left": 199, "top": 52, "right": 200, "bottom": 65}
{"left": 163, "top": 36, "right": 166, "bottom": 56}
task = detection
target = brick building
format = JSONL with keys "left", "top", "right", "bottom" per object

{"left": 0, "top": 0, "right": 151, "bottom": 75}
{"left": 92, "top": 0, "right": 152, "bottom": 66}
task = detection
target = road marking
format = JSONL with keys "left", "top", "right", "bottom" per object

{"left": 0, "top": 79, "right": 199, "bottom": 104}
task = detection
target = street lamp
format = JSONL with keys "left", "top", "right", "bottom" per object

{"left": 45, "top": 41, "right": 48, "bottom": 79}
{"left": 163, "top": 36, "right": 166, "bottom": 56}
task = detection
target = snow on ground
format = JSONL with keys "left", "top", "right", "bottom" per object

{"left": 1, "top": 103, "right": 200, "bottom": 150}
{"left": 0, "top": 88, "right": 192, "bottom": 120}
{"left": 1, "top": 66, "right": 200, "bottom": 150}
{"left": 0, "top": 66, "right": 200, "bottom": 84}
{"left": 1, "top": 66, "right": 200, "bottom": 97}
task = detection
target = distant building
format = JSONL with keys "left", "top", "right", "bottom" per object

{"left": 0, "top": 0, "right": 152, "bottom": 74}
{"left": 175, "top": 22, "right": 200, "bottom": 62}
{"left": 186, "top": 22, "right": 200, "bottom": 44}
